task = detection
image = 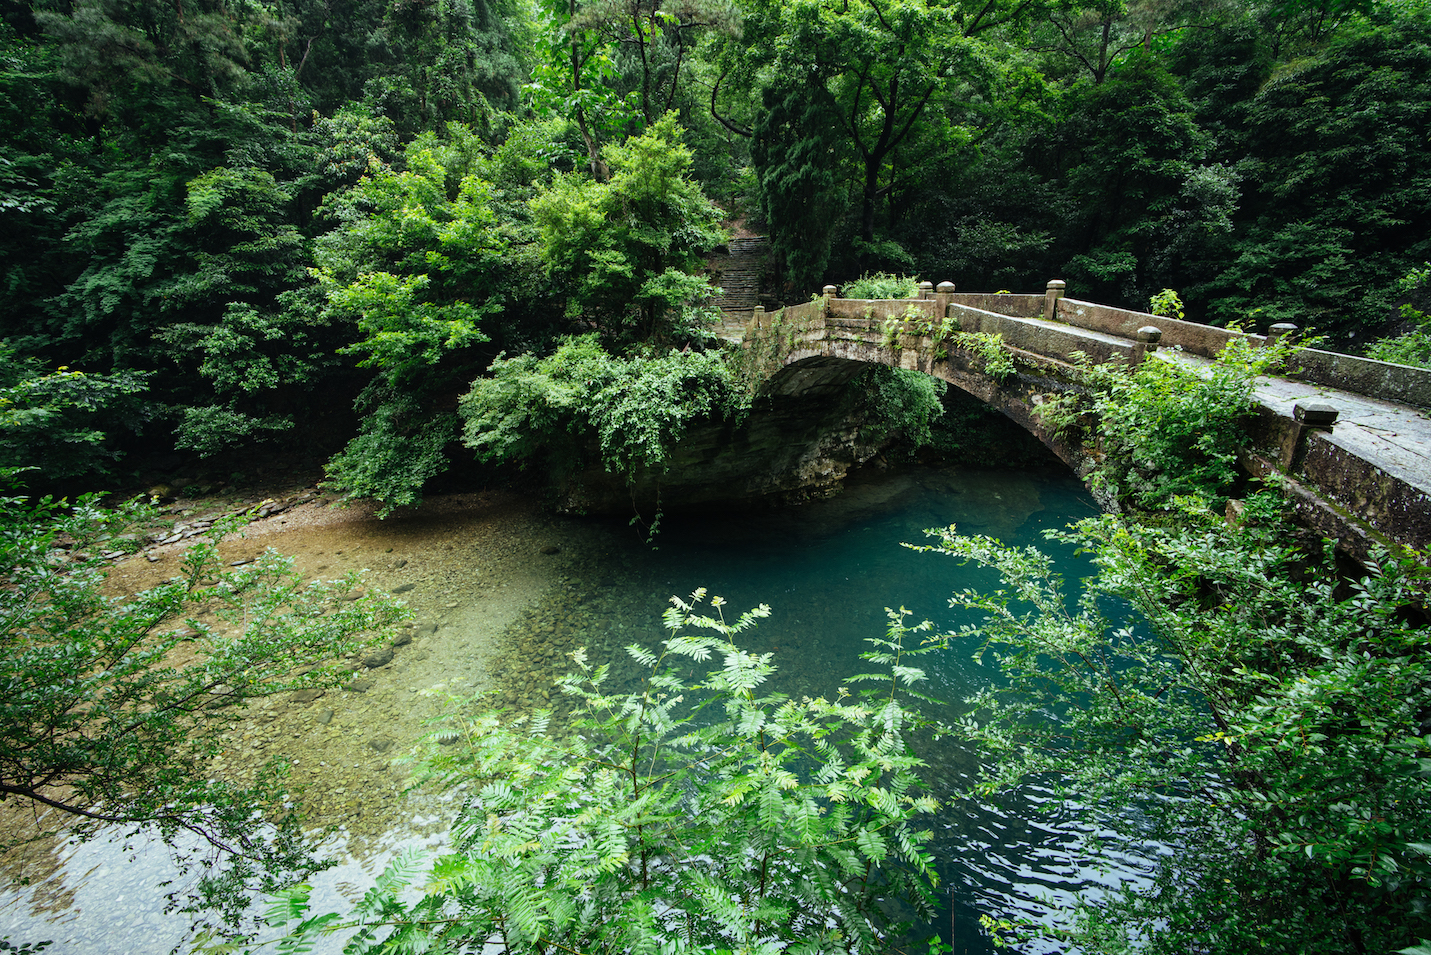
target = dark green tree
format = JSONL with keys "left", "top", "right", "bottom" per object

{"left": 1041, "top": 54, "right": 1222, "bottom": 308}
{"left": 751, "top": 78, "right": 851, "bottom": 292}
{"left": 1198, "top": 9, "right": 1431, "bottom": 336}
{"left": 311, "top": 123, "right": 511, "bottom": 513}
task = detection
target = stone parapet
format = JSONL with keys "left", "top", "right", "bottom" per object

{"left": 947, "top": 293, "right": 1044, "bottom": 318}
{"left": 1055, "top": 297, "right": 1431, "bottom": 410}
{"left": 949, "top": 302, "right": 1135, "bottom": 366}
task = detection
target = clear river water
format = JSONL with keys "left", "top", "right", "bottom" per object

{"left": 0, "top": 463, "right": 1160, "bottom": 954}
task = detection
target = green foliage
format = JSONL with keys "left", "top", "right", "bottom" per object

{"left": 321, "top": 389, "right": 460, "bottom": 519}
{"left": 312, "top": 135, "right": 506, "bottom": 385}
{"left": 310, "top": 128, "right": 513, "bottom": 512}
{"left": 751, "top": 79, "right": 851, "bottom": 290}
{"left": 522, "top": 0, "right": 645, "bottom": 175}
{"left": 748, "top": 0, "right": 1000, "bottom": 252}
{"left": 1148, "top": 287, "right": 1185, "bottom": 321}
{"left": 951, "top": 331, "right": 1015, "bottom": 381}
{"left": 1366, "top": 262, "right": 1431, "bottom": 367}
{"left": 529, "top": 113, "right": 726, "bottom": 344}
{"left": 1199, "top": 10, "right": 1431, "bottom": 335}
{"left": 1064, "top": 335, "right": 1307, "bottom": 509}
{"left": 460, "top": 335, "right": 749, "bottom": 480}
{"left": 1049, "top": 55, "right": 1212, "bottom": 307}
{"left": 0, "top": 345, "right": 150, "bottom": 481}
{"left": 913, "top": 509, "right": 1431, "bottom": 955}
{"left": 1366, "top": 329, "right": 1431, "bottom": 368}
{"left": 856, "top": 366, "right": 947, "bottom": 448}
{"left": 175, "top": 405, "right": 294, "bottom": 459}
{"left": 0, "top": 474, "right": 407, "bottom": 924}
{"left": 249, "top": 589, "right": 945, "bottom": 954}
{"left": 842, "top": 272, "right": 920, "bottom": 300}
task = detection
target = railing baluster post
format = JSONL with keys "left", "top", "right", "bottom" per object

{"left": 1044, "top": 279, "right": 1066, "bottom": 321}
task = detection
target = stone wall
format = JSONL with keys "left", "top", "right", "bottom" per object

{"left": 1055, "top": 296, "right": 1431, "bottom": 410}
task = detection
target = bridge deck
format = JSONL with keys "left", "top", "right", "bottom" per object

{"left": 1165, "top": 350, "right": 1431, "bottom": 513}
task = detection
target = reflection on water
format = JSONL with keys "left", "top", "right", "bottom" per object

{"left": 1, "top": 464, "right": 1157, "bottom": 954}
{"left": 0, "top": 816, "right": 454, "bottom": 955}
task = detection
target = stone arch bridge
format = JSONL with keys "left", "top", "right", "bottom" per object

{"left": 738, "top": 281, "right": 1431, "bottom": 563}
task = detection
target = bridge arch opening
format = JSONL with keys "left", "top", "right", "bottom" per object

{"left": 762, "top": 354, "right": 1085, "bottom": 477}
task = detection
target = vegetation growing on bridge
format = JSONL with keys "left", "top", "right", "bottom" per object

{"left": 1039, "top": 333, "right": 1310, "bottom": 509}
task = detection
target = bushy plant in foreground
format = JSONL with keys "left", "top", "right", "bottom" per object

{"left": 0, "top": 474, "right": 408, "bottom": 924}
{"left": 914, "top": 506, "right": 1431, "bottom": 955}
{"left": 252, "top": 591, "right": 948, "bottom": 954}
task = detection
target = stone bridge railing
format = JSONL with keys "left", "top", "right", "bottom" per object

{"left": 739, "top": 280, "right": 1431, "bottom": 561}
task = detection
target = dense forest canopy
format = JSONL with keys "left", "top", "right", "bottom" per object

{"left": 2, "top": 0, "right": 1430, "bottom": 505}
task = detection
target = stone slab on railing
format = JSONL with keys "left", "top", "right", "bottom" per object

{"left": 745, "top": 299, "right": 824, "bottom": 340}
{"left": 949, "top": 302, "right": 1135, "bottom": 366}
{"left": 1056, "top": 296, "right": 1431, "bottom": 409}
{"left": 1056, "top": 298, "right": 1247, "bottom": 359}
{"left": 1288, "top": 349, "right": 1431, "bottom": 410}
{"left": 826, "top": 298, "right": 938, "bottom": 322}
{"left": 948, "top": 293, "right": 1044, "bottom": 319}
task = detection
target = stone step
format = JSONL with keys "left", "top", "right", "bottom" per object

{"left": 709, "top": 235, "right": 771, "bottom": 323}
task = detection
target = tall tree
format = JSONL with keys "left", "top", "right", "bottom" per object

{"left": 529, "top": 112, "right": 726, "bottom": 343}
{"left": 1198, "top": 7, "right": 1431, "bottom": 334}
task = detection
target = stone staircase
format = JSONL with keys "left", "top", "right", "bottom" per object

{"left": 708, "top": 235, "right": 770, "bottom": 339}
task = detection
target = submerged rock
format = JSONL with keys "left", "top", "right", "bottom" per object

{"left": 363, "top": 648, "right": 395, "bottom": 668}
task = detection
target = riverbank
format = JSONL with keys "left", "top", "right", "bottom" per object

{"left": 0, "top": 482, "right": 618, "bottom": 922}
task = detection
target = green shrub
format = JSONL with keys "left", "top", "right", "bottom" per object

{"left": 1366, "top": 263, "right": 1431, "bottom": 368}
{"left": 857, "top": 365, "right": 947, "bottom": 448}
{"left": 0, "top": 345, "right": 150, "bottom": 481}
{"left": 1066, "top": 335, "right": 1307, "bottom": 510}
{"left": 917, "top": 511, "right": 1431, "bottom": 955}
{"left": 460, "top": 335, "right": 749, "bottom": 480}
{"left": 322, "top": 387, "right": 458, "bottom": 517}
{"left": 841, "top": 272, "right": 920, "bottom": 300}
{"left": 248, "top": 591, "right": 946, "bottom": 954}
{"left": 1366, "top": 328, "right": 1431, "bottom": 368}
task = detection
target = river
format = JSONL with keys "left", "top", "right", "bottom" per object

{"left": 0, "top": 463, "right": 1158, "bottom": 954}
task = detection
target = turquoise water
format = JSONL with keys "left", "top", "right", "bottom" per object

{"left": 537, "top": 464, "right": 1158, "bottom": 953}
{"left": 0, "top": 463, "right": 1157, "bottom": 953}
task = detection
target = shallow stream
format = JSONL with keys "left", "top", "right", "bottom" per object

{"left": 0, "top": 464, "right": 1157, "bottom": 954}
